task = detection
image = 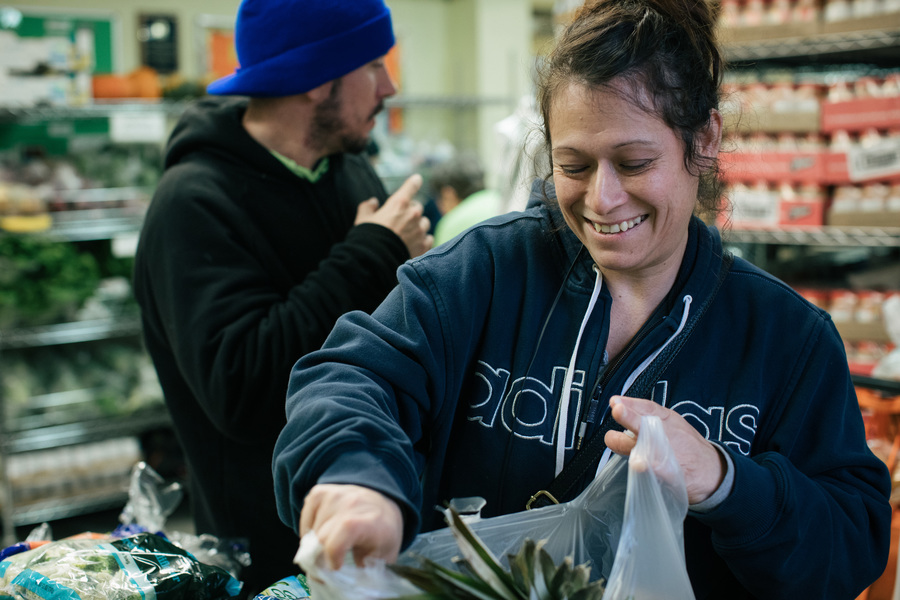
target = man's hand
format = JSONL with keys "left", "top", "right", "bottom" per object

{"left": 299, "top": 483, "right": 404, "bottom": 570}
{"left": 604, "top": 396, "right": 727, "bottom": 505}
{"left": 355, "top": 173, "right": 433, "bottom": 258}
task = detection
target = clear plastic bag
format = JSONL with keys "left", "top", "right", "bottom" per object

{"left": 603, "top": 415, "right": 695, "bottom": 600}
{"left": 400, "top": 452, "right": 628, "bottom": 581}
{"left": 294, "top": 450, "right": 629, "bottom": 598}
{"left": 294, "top": 533, "right": 421, "bottom": 600}
{"left": 295, "top": 415, "right": 694, "bottom": 598}
{"left": 116, "top": 461, "right": 251, "bottom": 580}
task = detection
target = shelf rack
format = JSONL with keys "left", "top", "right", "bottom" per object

{"left": 2, "top": 408, "right": 171, "bottom": 455}
{"left": 0, "top": 100, "right": 190, "bottom": 123}
{"left": 0, "top": 317, "right": 143, "bottom": 350}
{"left": 725, "top": 27, "right": 900, "bottom": 63}
{"left": 724, "top": 226, "right": 900, "bottom": 247}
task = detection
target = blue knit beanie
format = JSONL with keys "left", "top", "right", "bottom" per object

{"left": 207, "top": 0, "right": 395, "bottom": 97}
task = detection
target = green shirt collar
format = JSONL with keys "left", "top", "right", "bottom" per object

{"left": 271, "top": 150, "right": 330, "bottom": 182}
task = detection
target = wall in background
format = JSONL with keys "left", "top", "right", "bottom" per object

{"left": 10, "top": 1, "right": 543, "bottom": 185}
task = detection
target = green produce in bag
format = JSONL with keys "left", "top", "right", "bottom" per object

{"left": 0, "top": 532, "right": 242, "bottom": 600}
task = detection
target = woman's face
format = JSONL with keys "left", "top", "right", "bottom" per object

{"left": 549, "top": 80, "right": 720, "bottom": 281}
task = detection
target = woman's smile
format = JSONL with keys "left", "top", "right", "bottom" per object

{"left": 589, "top": 214, "right": 648, "bottom": 235}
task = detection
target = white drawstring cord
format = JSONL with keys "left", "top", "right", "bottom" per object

{"left": 592, "top": 295, "right": 693, "bottom": 480}
{"left": 555, "top": 266, "right": 603, "bottom": 477}
{"left": 618, "top": 295, "right": 693, "bottom": 396}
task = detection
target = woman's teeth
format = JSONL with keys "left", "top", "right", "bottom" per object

{"left": 593, "top": 215, "right": 645, "bottom": 234}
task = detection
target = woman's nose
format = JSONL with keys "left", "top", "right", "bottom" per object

{"left": 587, "top": 162, "right": 626, "bottom": 213}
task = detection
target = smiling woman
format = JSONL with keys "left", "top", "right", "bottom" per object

{"left": 548, "top": 80, "right": 720, "bottom": 309}
{"left": 273, "top": 1, "right": 892, "bottom": 598}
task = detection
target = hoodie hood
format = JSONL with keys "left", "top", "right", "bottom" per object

{"left": 163, "top": 97, "right": 292, "bottom": 181}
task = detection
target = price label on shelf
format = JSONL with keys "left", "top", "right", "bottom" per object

{"left": 730, "top": 186, "right": 779, "bottom": 227}
{"left": 847, "top": 138, "right": 900, "bottom": 182}
{"left": 109, "top": 111, "right": 167, "bottom": 143}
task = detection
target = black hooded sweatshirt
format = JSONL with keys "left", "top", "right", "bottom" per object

{"left": 133, "top": 97, "right": 409, "bottom": 596}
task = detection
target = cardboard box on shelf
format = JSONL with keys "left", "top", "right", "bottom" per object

{"left": 836, "top": 320, "right": 892, "bottom": 344}
{"left": 721, "top": 151, "right": 823, "bottom": 183}
{"left": 719, "top": 21, "right": 819, "bottom": 45}
{"left": 819, "top": 10, "right": 900, "bottom": 35}
{"left": 821, "top": 96, "right": 900, "bottom": 133}
{"left": 827, "top": 209, "right": 900, "bottom": 227}
{"left": 723, "top": 151, "right": 900, "bottom": 186}
{"left": 724, "top": 105, "right": 821, "bottom": 134}
{"left": 720, "top": 11, "right": 900, "bottom": 43}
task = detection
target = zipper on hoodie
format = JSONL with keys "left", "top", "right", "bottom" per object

{"left": 575, "top": 314, "right": 664, "bottom": 449}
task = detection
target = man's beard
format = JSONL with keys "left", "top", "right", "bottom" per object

{"left": 309, "top": 79, "right": 382, "bottom": 155}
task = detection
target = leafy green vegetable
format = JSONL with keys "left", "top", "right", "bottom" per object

{"left": 0, "top": 235, "right": 100, "bottom": 328}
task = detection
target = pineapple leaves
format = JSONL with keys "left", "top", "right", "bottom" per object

{"left": 391, "top": 508, "right": 606, "bottom": 600}
{"left": 445, "top": 508, "right": 521, "bottom": 600}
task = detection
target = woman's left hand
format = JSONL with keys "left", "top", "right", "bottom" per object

{"left": 604, "top": 395, "right": 727, "bottom": 505}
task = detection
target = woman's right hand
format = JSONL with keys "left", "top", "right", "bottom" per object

{"left": 299, "top": 483, "right": 404, "bottom": 570}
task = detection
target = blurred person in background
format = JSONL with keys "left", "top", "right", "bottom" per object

{"left": 430, "top": 152, "right": 503, "bottom": 246}
{"left": 132, "top": 0, "right": 431, "bottom": 595}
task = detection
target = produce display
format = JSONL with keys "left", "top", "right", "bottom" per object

{"left": 0, "top": 235, "right": 100, "bottom": 329}
{"left": 1, "top": 340, "right": 162, "bottom": 430}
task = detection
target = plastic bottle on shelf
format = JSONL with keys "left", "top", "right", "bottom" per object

{"left": 826, "top": 80, "right": 855, "bottom": 103}
{"left": 798, "top": 132, "right": 826, "bottom": 153}
{"left": 793, "top": 0, "right": 821, "bottom": 20}
{"left": 767, "top": 0, "right": 793, "bottom": 23}
{"left": 854, "top": 76, "right": 883, "bottom": 99}
{"left": 887, "top": 183, "right": 900, "bottom": 212}
{"left": 830, "top": 129, "right": 855, "bottom": 153}
{"left": 720, "top": 0, "right": 743, "bottom": 28}
{"left": 856, "top": 291, "right": 886, "bottom": 324}
{"left": 743, "top": 0, "right": 768, "bottom": 25}
{"left": 829, "top": 289, "right": 859, "bottom": 323}
{"left": 799, "top": 182, "right": 827, "bottom": 203}
{"left": 860, "top": 183, "right": 889, "bottom": 212}
{"left": 882, "top": 74, "right": 900, "bottom": 97}
{"left": 831, "top": 184, "right": 862, "bottom": 213}
{"left": 853, "top": 0, "right": 883, "bottom": 16}
{"left": 824, "top": 0, "right": 854, "bottom": 20}
{"left": 777, "top": 132, "right": 800, "bottom": 152}
{"left": 859, "top": 127, "right": 884, "bottom": 149}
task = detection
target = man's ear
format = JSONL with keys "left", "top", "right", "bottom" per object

{"left": 307, "top": 80, "right": 335, "bottom": 103}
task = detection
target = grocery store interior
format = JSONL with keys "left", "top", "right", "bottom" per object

{"left": 1, "top": 0, "right": 899, "bottom": 597}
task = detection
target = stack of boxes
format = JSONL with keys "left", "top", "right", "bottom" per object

{"left": 721, "top": 74, "right": 900, "bottom": 228}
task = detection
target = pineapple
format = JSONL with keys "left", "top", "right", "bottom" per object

{"left": 390, "top": 508, "right": 606, "bottom": 600}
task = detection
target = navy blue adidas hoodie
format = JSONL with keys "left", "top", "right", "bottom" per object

{"left": 273, "top": 185, "right": 891, "bottom": 599}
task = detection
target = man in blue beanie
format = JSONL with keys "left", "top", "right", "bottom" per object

{"left": 133, "top": 0, "right": 432, "bottom": 596}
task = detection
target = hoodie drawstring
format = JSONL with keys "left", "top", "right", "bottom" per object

{"left": 555, "top": 266, "right": 603, "bottom": 477}
{"left": 618, "top": 294, "right": 693, "bottom": 396}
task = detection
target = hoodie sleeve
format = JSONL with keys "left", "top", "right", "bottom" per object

{"left": 270, "top": 211, "right": 523, "bottom": 546}
{"left": 272, "top": 259, "right": 463, "bottom": 547}
{"left": 691, "top": 316, "right": 892, "bottom": 599}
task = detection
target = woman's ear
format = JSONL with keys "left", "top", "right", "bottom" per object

{"left": 699, "top": 109, "right": 723, "bottom": 158}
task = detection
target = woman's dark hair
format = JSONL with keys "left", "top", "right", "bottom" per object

{"left": 536, "top": 0, "right": 725, "bottom": 218}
